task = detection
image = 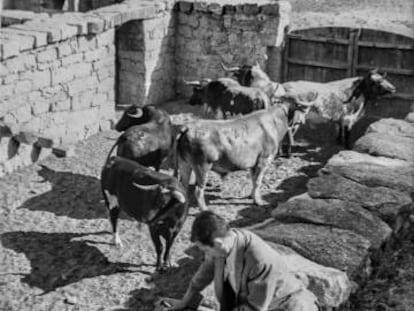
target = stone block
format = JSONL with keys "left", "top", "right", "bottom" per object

{"left": 52, "top": 13, "right": 89, "bottom": 35}
{"left": 268, "top": 242, "right": 352, "bottom": 308}
{"left": 77, "top": 36, "right": 98, "bottom": 52}
{"left": 272, "top": 194, "right": 392, "bottom": 250}
{"left": 208, "top": 3, "right": 222, "bottom": 15}
{"left": 366, "top": 118, "right": 414, "bottom": 139}
{"left": 71, "top": 89, "right": 96, "bottom": 110}
{"left": 50, "top": 99, "right": 71, "bottom": 112}
{"left": 353, "top": 132, "right": 414, "bottom": 163}
{"left": 307, "top": 173, "right": 412, "bottom": 226}
{"left": 52, "top": 144, "right": 76, "bottom": 158}
{"left": 243, "top": 4, "right": 260, "bottom": 15}
{"left": 37, "top": 48, "right": 58, "bottom": 64}
{"left": 13, "top": 80, "right": 32, "bottom": 94}
{"left": 61, "top": 53, "right": 83, "bottom": 66}
{"left": 261, "top": 3, "right": 280, "bottom": 16}
{"left": 91, "top": 93, "right": 108, "bottom": 107}
{"left": 71, "top": 62, "right": 93, "bottom": 79}
{"left": 0, "top": 84, "right": 14, "bottom": 99}
{"left": 32, "top": 70, "right": 52, "bottom": 89}
{"left": 179, "top": 1, "right": 193, "bottom": 13}
{"left": 0, "top": 38, "right": 20, "bottom": 60}
{"left": 31, "top": 98, "right": 50, "bottom": 116}
{"left": 252, "top": 220, "right": 372, "bottom": 280}
{"left": 0, "top": 9, "right": 36, "bottom": 26}
{"left": 51, "top": 67, "right": 74, "bottom": 86}
{"left": 0, "top": 31, "right": 35, "bottom": 52}
{"left": 321, "top": 161, "right": 414, "bottom": 194}
{"left": 96, "top": 29, "right": 115, "bottom": 47}
{"left": 11, "top": 21, "right": 61, "bottom": 43}
{"left": 327, "top": 150, "right": 413, "bottom": 169}
{"left": 7, "top": 27, "right": 48, "bottom": 48}
{"left": 84, "top": 14, "right": 106, "bottom": 34}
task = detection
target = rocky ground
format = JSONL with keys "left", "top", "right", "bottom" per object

{"left": 1, "top": 99, "right": 413, "bottom": 310}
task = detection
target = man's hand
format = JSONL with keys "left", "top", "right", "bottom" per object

{"left": 156, "top": 297, "right": 187, "bottom": 310}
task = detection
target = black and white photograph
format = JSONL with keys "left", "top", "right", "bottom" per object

{"left": 0, "top": 0, "right": 413, "bottom": 310}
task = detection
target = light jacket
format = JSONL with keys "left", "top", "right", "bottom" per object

{"left": 187, "top": 229, "right": 306, "bottom": 311}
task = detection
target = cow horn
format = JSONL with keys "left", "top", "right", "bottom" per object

{"left": 220, "top": 63, "right": 240, "bottom": 72}
{"left": 183, "top": 79, "right": 201, "bottom": 86}
{"left": 127, "top": 107, "right": 143, "bottom": 118}
{"left": 132, "top": 182, "right": 159, "bottom": 191}
{"left": 172, "top": 190, "right": 186, "bottom": 203}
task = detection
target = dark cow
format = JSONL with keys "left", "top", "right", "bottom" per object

{"left": 175, "top": 101, "right": 307, "bottom": 210}
{"left": 101, "top": 156, "right": 188, "bottom": 271}
{"left": 110, "top": 105, "right": 174, "bottom": 171}
{"left": 185, "top": 77, "right": 270, "bottom": 119}
{"left": 224, "top": 64, "right": 396, "bottom": 149}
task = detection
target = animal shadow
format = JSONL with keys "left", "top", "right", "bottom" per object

{"left": 19, "top": 165, "right": 115, "bottom": 220}
{"left": 112, "top": 246, "right": 205, "bottom": 311}
{"left": 1, "top": 231, "right": 138, "bottom": 294}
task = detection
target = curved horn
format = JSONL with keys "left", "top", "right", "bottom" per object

{"left": 127, "top": 107, "right": 143, "bottom": 118}
{"left": 220, "top": 63, "right": 240, "bottom": 72}
{"left": 183, "top": 79, "right": 201, "bottom": 86}
{"left": 132, "top": 182, "right": 159, "bottom": 191}
{"left": 172, "top": 190, "right": 186, "bottom": 203}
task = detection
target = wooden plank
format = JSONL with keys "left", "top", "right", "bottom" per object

{"left": 357, "top": 41, "right": 414, "bottom": 50}
{"left": 287, "top": 57, "right": 348, "bottom": 70}
{"left": 288, "top": 34, "right": 349, "bottom": 45}
{"left": 356, "top": 65, "right": 414, "bottom": 76}
{"left": 349, "top": 28, "right": 361, "bottom": 77}
{"left": 282, "top": 35, "right": 290, "bottom": 82}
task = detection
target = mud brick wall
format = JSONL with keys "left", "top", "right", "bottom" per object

{"left": 175, "top": 0, "right": 291, "bottom": 97}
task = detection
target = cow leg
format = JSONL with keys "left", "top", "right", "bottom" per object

{"left": 336, "top": 122, "right": 343, "bottom": 145}
{"left": 177, "top": 160, "right": 193, "bottom": 189}
{"left": 193, "top": 163, "right": 212, "bottom": 210}
{"left": 250, "top": 157, "right": 272, "bottom": 206}
{"left": 103, "top": 190, "right": 123, "bottom": 248}
{"left": 109, "top": 207, "right": 123, "bottom": 248}
{"left": 149, "top": 226, "right": 163, "bottom": 271}
{"left": 344, "top": 126, "right": 352, "bottom": 150}
{"left": 162, "top": 229, "right": 179, "bottom": 271}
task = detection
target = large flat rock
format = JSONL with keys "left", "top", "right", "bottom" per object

{"left": 307, "top": 173, "right": 412, "bottom": 225}
{"left": 327, "top": 150, "right": 413, "bottom": 169}
{"left": 271, "top": 194, "right": 392, "bottom": 249}
{"left": 268, "top": 242, "right": 352, "bottom": 308}
{"left": 252, "top": 221, "right": 371, "bottom": 280}
{"left": 321, "top": 163, "right": 414, "bottom": 194}
{"left": 353, "top": 132, "right": 414, "bottom": 163}
{"left": 366, "top": 118, "right": 414, "bottom": 139}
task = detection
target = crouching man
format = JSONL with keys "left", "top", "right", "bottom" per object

{"left": 166, "top": 211, "right": 320, "bottom": 311}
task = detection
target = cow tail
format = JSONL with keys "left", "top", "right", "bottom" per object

{"left": 173, "top": 126, "right": 189, "bottom": 178}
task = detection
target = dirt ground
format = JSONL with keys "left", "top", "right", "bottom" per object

{"left": 1, "top": 99, "right": 413, "bottom": 311}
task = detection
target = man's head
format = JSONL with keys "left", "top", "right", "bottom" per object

{"left": 191, "top": 211, "right": 233, "bottom": 257}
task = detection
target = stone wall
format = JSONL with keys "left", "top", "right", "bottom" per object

{"left": 175, "top": 0, "right": 290, "bottom": 97}
{"left": 0, "top": 1, "right": 178, "bottom": 177}
{"left": 0, "top": 0, "right": 291, "bottom": 175}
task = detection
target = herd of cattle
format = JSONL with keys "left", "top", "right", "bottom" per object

{"left": 100, "top": 63, "right": 396, "bottom": 271}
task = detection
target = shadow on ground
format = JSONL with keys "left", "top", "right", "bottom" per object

{"left": 1, "top": 231, "right": 140, "bottom": 294}
{"left": 18, "top": 165, "right": 116, "bottom": 220}
{"left": 112, "top": 246, "right": 204, "bottom": 311}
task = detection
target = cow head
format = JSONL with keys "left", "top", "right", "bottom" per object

{"left": 221, "top": 62, "right": 270, "bottom": 87}
{"left": 279, "top": 93, "right": 316, "bottom": 127}
{"left": 349, "top": 69, "right": 396, "bottom": 104}
{"left": 115, "top": 105, "right": 147, "bottom": 132}
{"left": 132, "top": 182, "right": 186, "bottom": 204}
{"left": 185, "top": 79, "right": 211, "bottom": 106}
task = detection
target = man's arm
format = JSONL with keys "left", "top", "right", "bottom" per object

{"left": 175, "top": 253, "right": 216, "bottom": 309}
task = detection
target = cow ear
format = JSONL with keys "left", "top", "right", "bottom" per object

{"left": 171, "top": 190, "right": 186, "bottom": 203}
